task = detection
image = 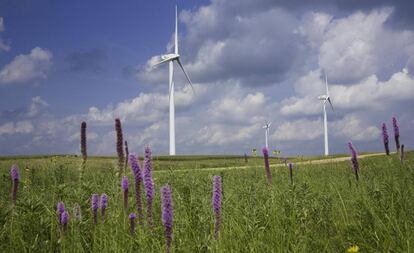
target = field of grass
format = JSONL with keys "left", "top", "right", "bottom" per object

{"left": 0, "top": 151, "right": 413, "bottom": 252}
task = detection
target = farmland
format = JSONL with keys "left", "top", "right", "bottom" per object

{"left": 0, "top": 151, "right": 413, "bottom": 252}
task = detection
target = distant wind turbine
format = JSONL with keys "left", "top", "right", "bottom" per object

{"left": 263, "top": 121, "right": 271, "bottom": 149}
{"left": 152, "top": 6, "right": 194, "bottom": 155}
{"left": 317, "top": 71, "right": 334, "bottom": 156}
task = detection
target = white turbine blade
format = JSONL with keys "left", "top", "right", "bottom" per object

{"left": 325, "top": 71, "right": 329, "bottom": 97}
{"left": 152, "top": 57, "right": 172, "bottom": 68}
{"left": 169, "top": 61, "right": 174, "bottom": 101}
{"left": 175, "top": 5, "right": 178, "bottom": 55}
{"left": 176, "top": 58, "right": 195, "bottom": 93}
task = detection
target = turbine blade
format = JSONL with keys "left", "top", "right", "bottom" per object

{"left": 327, "top": 97, "right": 334, "bottom": 111}
{"left": 325, "top": 71, "right": 329, "bottom": 97}
{"left": 176, "top": 58, "right": 195, "bottom": 93}
{"left": 175, "top": 5, "right": 178, "bottom": 55}
{"left": 152, "top": 57, "right": 172, "bottom": 68}
{"left": 169, "top": 61, "right": 174, "bottom": 102}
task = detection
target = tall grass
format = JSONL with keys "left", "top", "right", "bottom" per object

{"left": 0, "top": 151, "right": 413, "bottom": 252}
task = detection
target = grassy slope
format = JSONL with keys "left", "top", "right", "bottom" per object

{"left": 0, "top": 151, "right": 413, "bottom": 252}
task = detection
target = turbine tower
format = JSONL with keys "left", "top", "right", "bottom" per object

{"left": 317, "top": 72, "right": 334, "bottom": 156}
{"left": 152, "top": 6, "right": 194, "bottom": 155}
{"left": 263, "top": 121, "right": 271, "bottom": 149}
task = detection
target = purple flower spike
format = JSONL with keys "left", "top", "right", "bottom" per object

{"left": 100, "top": 193, "right": 108, "bottom": 221}
{"left": 73, "top": 203, "right": 81, "bottom": 223}
{"left": 128, "top": 154, "right": 144, "bottom": 227}
{"left": 288, "top": 163, "right": 293, "bottom": 185}
{"left": 382, "top": 123, "right": 390, "bottom": 155}
{"left": 400, "top": 144, "right": 405, "bottom": 164}
{"left": 348, "top": 142, "right": 359, "bottom": 181}
{"left": 91, "top": 194, "right": 99, "bottom": 224}
{"left": 129, "top": 213, "right": 136, "bottom": 234}
{"left": 10, "top": 165, "right": 20, "bottom": 204}
{"left": 57, "top": 201, "right": 65, "bottom": 224}
{"left": 212, "top": 176, "right": 222, "bottom": 240}
{"left": 392, "top": 117, "right": 400, "bottom": 153}
{"left": 115, "top": 118, "right": 125, "bottom": 174}
{"left": 144, "top": 146, "right": 155, "bottom": 229}
{"left": 80, "top": 121, "right": 87, "bottom": 162}
{"left": 122, "top": 176, "right": 129, "bottom": 209}
{"left": 161, "top": 185, "right": 173, "bottom": 253}
{"left": 262, "top": 147, "right": 273, "bottom": 185}
{"left": 61, "top": 211, "right": 69, "bottom": 232}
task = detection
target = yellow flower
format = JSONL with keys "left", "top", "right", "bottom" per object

{"left": 347, "top": 245, "right": 359, "bottom": 253}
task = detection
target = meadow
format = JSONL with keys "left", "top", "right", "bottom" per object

{"left": 0, "top": 151, "right": 413, "bottom": 252}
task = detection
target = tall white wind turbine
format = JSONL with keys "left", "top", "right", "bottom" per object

{"left": 263, "top": 121, "right": 271, "bottom": 149}
{"left": 152, "top": 6, "right": 194, "bottom": 155}
{"left": 317, "top": 72, "right": 334, "bottom": 156}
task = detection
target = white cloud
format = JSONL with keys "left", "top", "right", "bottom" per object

{"left": 27, "top": 96, "right": 49, "bottom": 117}
{"left": 196, "top": 123, "right": 260, "bottom": 146}
{"left": 281, "top": 68, "right": 414, "bottom": 116}
{"left": 0, "top": 120, "right": 33, "bottom": 135}
{"left": 207, "top": 90, "right": 265, "bottom": 124}
{"left": 0, "top": 47, "right": 53, "bottom": 84}
{"left": 87, "top": 84, "right": 206, "bottom": 125}
{"left": 271, "top": 114, "right": 380, "bottom": 142}
{"left": 318, "top": 8, "right": 414, "bottom": 83}
{"left": 272, "top": 118, "right": 323, "bottom": 141}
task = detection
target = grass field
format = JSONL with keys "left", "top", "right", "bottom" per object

{"left": 0, "top": 151, "right": 413, "bottom": 252}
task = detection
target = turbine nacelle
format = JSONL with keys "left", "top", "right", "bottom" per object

{"left": 318, "top": 95, "right": 328, "bottom": 101}
{"left": 161, "top": 53, "right": 179, "bottom": 61}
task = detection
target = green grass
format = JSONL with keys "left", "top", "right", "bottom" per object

{"left": 0, "top": 151, "right": 413, "bottom": 252}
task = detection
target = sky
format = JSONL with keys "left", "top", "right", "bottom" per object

{"left": 0, "top": 0, "right": 413, "bottom": 156}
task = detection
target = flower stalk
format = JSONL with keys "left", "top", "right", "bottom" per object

{"left": 262, "top": 147, "right": 272, "bottom": 185}
{"left": 212, "top": 176, "right": 222, "bottom": 240}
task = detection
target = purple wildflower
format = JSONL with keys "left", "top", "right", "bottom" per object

{"left": 61, "top": 211, "right": 69, "bottom": 232}
{"left": 10, "top": 165, "right": 20, "bottom": 204}
{"left": 91, "top": 194, "right": 99, "bottom": 224}
{"left": 100, "top": 193, "right": 108, "bottom": 221}
{"left": 57, "top": 201, "right": 65, "bottom": 224}
{"left": 382, "top": 123, "right": 390, "bottom": 155}
{"left": 262, "top": 147, "right": 273, "bottom": 185}
{"left": 115, "top": 118, "right": 125, "bottom": 175}
{"left": 212, "top": 176, "right": 222, "bottom": 240}
{"left": 129, "top": 213, "right": 136, "bottom": 234}
{"left": 80, "top": 121, "right": 87, "bottom": 162}
{"left": 348, "top": 142, "right": 359, "bottom": 181}
{"left": 161, "top": 185, "right": 173, "bottom": 253}
{"left": 124, "top": 140, "right": 129, "bottom": 169}
{"left": 122, "top": 176, "right": 129, "bottom": 209}
{"left": 73, "top": 203, "right": 81, "bottom": 223}
{"left": 392, "top": 117, "right": 400, "bottom": 153}
{"left": 288, "top": 163, "right": 293, "bottom": 185}
{"left": 144, "top": 146, "right": 155, "bottom": 228}
{"left": 128, "top": 154, "right": 144, "bottom": 227}
{"left": 400, "top": 144, "right": 405, "bottom": 164}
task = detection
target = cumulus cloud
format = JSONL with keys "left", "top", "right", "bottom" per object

{"left": 271, "top": 114, "right": 380, "bottom": 142}
{"left": 136, "top": 4, "right": 303, "bottom": 87}
{"left": 281, "top": 68, "right": 414, "bottom": 116}
{"left": 0, "top": 120, "right": 33, "bottom": 135}
{"left": 317, "top": 9, "right": 414, "bottom": 84}
{"left": 0, "top": 47, "right": 53, "bottom": 84}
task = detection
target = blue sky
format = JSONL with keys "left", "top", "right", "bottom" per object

{"left": 1, "top": 0, "right": 414, "bottom": 156}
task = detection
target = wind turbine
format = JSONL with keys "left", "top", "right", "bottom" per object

{"left": 263, "top": 121, "right": 271, "bottom": 149}
{"left": 317, "top": 71, "right": 334, "bottom": 156}
{"left": 152, "top": 6, "right": 194, "bottom": 155}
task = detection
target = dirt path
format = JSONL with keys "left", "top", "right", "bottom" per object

{"left": 156, "top": 152, "right": 387, "bottom": 173}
